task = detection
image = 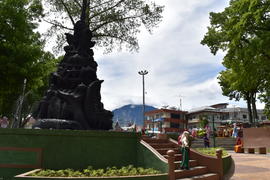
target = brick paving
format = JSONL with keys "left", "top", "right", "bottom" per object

{"left": 228, "top": 151, "right": 270, "bottom": 180}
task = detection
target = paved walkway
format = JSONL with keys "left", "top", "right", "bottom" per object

{"left": 228, "top": 151, "right": 270, "bottom": 180}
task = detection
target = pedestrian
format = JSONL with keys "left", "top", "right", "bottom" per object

{"left": 203, "top": 133, "right": 210, "bottom": 148}
{"left": 232, "top": 123, "right": 238, "bottom": 138}
{"left": 205, "top": 125, "right": 211, "bottom": 139}
{"left": 180, "top": 130, "right": 191, "bottom": 170}
{"left": 1, "top": 116, "right": 9, "bottom": 128}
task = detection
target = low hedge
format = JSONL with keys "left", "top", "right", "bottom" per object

{"left": 194, "top": 147, "right": 228, "bottom": 157}
{"left": 28, "top": 165, "right": 161, "bottom": 177}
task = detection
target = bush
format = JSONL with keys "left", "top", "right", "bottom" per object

{"left": 197, "top": 129, "right": 206, "bottom": 138}
{"left": 28, "top": 165, "right": 161, "bottom": 177}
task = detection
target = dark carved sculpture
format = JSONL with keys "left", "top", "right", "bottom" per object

{"left": 33, "top": 1, "right": 113, "bottom": 130}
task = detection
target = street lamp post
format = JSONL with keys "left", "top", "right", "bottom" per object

{"left": 212, "top": 114, "right": 216, "bottom": 148}
{"left": 138, "top": 70, "right": 148, "bottom": 131}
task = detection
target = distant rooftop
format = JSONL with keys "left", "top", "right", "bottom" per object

{"left": 188, "top": 106, "right": 217, "bottom": 114}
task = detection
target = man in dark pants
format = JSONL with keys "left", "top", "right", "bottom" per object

{"left": 203, "top": 133, "right": 210, "bottom": 148}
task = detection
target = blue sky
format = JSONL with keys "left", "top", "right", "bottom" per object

{"left": 40, "top": 0, "right": 265, "bottom": 111}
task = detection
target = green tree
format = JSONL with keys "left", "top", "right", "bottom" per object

{"left": 199, "top": 115, "right": 209, "bottom": 128}
{"left": 0, "top": 0, "right": 57, "bottom": 119}
{"left": 42, "top": 0, "right": 164, "bottom": 53}
{"left": 201, "top": 0, "right": 270, "bottom": 123}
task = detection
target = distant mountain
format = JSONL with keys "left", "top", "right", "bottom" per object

{"left": 112, "top": 104, "right": 157, "bottom": 126}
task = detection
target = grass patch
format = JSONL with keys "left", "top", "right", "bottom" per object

{"left": 28, "top": 165, "right": 161, "bottom": 177}
{"left": 195, "top": 147, "right": 228, "bottom": 157}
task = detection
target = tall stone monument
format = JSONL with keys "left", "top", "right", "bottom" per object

{"left": 33, "top": 0, "right": 113, "bottom": 130}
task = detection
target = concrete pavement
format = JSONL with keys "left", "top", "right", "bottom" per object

{"left": 228, "top": 151, "right": 270, "bottom": 180}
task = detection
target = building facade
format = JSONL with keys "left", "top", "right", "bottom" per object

{"left": 187, "top": 103, "right": 268, "bottom": 129}
{"left": 144, "top": 108, "right": 187, "bottom": 133}
{"left": 186, "top": 104, "right": 228, "bottom": 130}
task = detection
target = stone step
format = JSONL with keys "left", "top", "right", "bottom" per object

{"left": 176, "top": 173, "right": 219, "bottom": 180}
{"left": 175, "top": 166, "right": 208, "bottom": 179}
{"left": 142, "top": 138, "right": 168, "bottom": 143}
{"left": 156, "top": 147, "right": 180, "bottom": 155}
{"left": 163, "top": 153, "right": 182, "bottom": 161}
{"left": 149, "top": 143, "right": 178, "bottom": 149}
{"left": 174, "top": 160, "right": 198, "bottom": 169}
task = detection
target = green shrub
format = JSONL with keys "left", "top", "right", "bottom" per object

{"left": 28, "top": 165, "right": 161, "bottom": 177}
{"left": 197, "top": 129, "right": 206, "bottom": 137}
{"left": 195, "top": 147, "right": 228, "bottom": 157}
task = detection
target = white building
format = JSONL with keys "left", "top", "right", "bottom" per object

{"left": 187, "top": 103, "right": 268, "bottom": 129}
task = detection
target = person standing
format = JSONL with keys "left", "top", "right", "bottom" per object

{"left": 1, "top": 116, "right": 9, "bottom": 128}
{"left": 203, "top": 133, "right": 210, "bottom": 148}
{"left": 205, "top": 125, "right": 211, "bottom": 139}
{"left": 232, "top": 123, "right": 238, "bottom": 138}
{"left": 180, "top": 130, "right": 191, "bottom": 170}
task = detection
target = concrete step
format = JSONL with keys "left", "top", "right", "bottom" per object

{"left": 175, "top": 166, "right": 208, "bottom": 179}
{"left": 174, "top": 160, "right": 198, "bottom": 169}
{"left": 156, "top": 147, "right": 180, "bottom": 155}
{"left": 142, "top": 138, "right": 168, "bottom": 143}
{"left": 176, "top": 173, "right": 219, "bottom": 180}
{"left": 149, "top": 143, "right": 178, "bottom": 149}
{"left": 163, "top": 153, "right": 182, "bottom": 161}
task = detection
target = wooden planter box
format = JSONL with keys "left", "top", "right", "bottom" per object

{"left": 15, "top": 169, "right": 168, "bottom": 180}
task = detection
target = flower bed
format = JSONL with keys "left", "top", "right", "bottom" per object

{"left": 15, "top": 165, "right": 168, "bottom": 180}
{"left": 28, "top": 165, "right": 161, "bottom": 177}
{"left": 194, "top": 147, "right": 228, "bottom": 157}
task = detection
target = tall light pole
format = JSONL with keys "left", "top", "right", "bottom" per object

{"left": 138, "top": 70, "right": 148, "bottom": 131}
{"left": 212, "top": 114, "right": 216, "bottom": 148}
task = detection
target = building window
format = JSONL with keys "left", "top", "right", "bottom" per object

{"left": 243, "top": 115, "right": 247, "bottom": 119}
{"left": 261, "top": 116, "right": 266, "bottom": 120}
{"left": 171, "top": 113, "right": 180, "bottom": 119}
{"left": 170, "top": 122, "right": 180, "bottom": 129}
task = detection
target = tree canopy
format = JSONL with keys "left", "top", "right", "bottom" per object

{"left": 201, "top": 0, "right": 270, "bottom": 122}
{"left": 0, "top": 0, "right": 57, "bottom": 118}
{"left": 42, "top": 0, "right": 164, "bottom": 53}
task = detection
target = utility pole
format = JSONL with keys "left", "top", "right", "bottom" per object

{"left": 178, "top": 94, "right": 185, "bottom": 111}
{"left": 212, "top": 114, "right": 216, "bottom": 147}
{"left": 13, "top": 78, "right": 27, "bottom": 128}
{"left": 138, "top": 70, "right": 148, "bottom": 131}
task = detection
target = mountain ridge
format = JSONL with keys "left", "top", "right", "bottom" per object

{"left": 112, "top": 104, "right": 157, "bottom": 126}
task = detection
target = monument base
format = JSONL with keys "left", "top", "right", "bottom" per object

{"left": 32, "top": 119, "right": 82, "bottom": 130}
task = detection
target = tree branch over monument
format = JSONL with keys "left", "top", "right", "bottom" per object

{"left": 42, "top": 0, "right": 164, "bottom": 53}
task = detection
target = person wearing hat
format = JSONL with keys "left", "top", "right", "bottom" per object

{"left": 180, "top": 130, "right": 191, "bottom": 170}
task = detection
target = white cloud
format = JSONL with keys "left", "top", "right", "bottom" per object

{"left": 97, "top": 0, "right": 236, "bottom": 110}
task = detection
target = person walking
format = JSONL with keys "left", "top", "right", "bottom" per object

{"left": 180, "top": 130, "right": 191, "bottom": 170}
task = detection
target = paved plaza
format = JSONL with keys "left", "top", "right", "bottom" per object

{"left": 228, "top": 151, "right": 270, "bottom": 180}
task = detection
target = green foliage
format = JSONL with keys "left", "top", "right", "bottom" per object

{"left": 195, "top": 147, "right": 228, "bottom": 157}
{"left": 0, "top": 0, "right": 57, "bottom": 118}
{"left": 199, "top": 115, "right": 209, "bottom": 128}
{"left": 201, "top": 0, "right": 270, "bottom": 123}
{"left": 28, "top": 165, "right": 161, "bottom": 177}
{"left": 197, "top": 129, "right": 206, "bottom": 138}
{"left": 43, "top": 0, "right": 164, "bottom": 53}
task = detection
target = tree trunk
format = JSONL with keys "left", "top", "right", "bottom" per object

{"left": 251, "top": 92, "right": 258, "bottom": 126}
{"left": 246, "top": 93, "right": 253, "bottom": 124}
